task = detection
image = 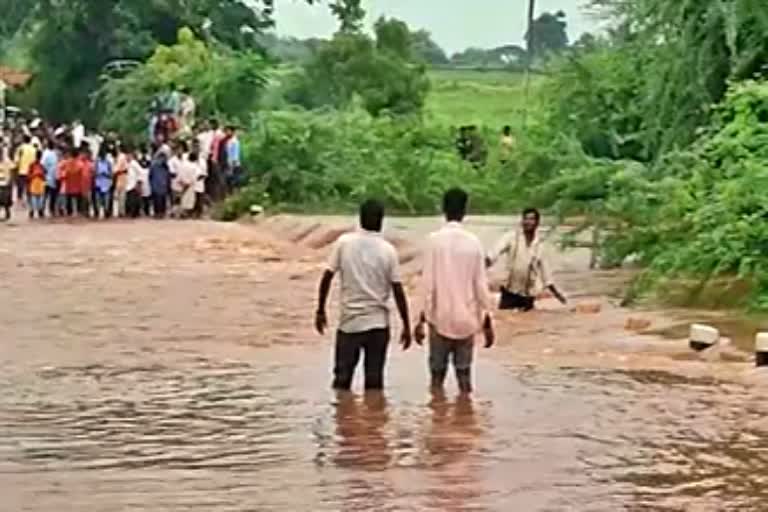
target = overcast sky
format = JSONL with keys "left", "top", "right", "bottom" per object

{"left": 273, "top": 0, "right": 600, "bottom": 54}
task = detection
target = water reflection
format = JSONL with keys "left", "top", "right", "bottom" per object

{"left": 424, "top": 391, "right": 486, "bottom": 511}
{"left": 333, "top": 391, "right": 391, "bottom": 470}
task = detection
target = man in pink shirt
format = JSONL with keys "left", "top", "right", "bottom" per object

{"left": 415, "top": 188, "right": 495, "bottom": 394}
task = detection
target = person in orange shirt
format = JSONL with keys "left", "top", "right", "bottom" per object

{"left": 27, "top": 151, "right": 47, "bottom": 219}
{"left": 78, "top": 149, "right": 94, "bottom": 217}
{"left": 62, "top": 147, "right": 82, "bottom": 217}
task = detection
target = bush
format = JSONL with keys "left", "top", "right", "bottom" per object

{"left": 222, "top": 109, "right": 520, "bottom": 216}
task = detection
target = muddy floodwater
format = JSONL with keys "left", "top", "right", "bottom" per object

{"left": 3, "top": 216, "right": 768, "bottom": 511}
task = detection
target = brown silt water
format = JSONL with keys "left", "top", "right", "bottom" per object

{"left": 3, "top": 217, "right": 768, "bottom": 511}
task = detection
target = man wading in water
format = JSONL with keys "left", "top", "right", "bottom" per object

{"left": 315, "top": 200, "right": 413, "bottom": 391}
{"left": 414, "top": 188, "right": 495, "bottom": 394}
{"left": 487, "top": 208, "right": 567, "bottom": 311}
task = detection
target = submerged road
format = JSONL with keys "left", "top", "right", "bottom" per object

{"left": 2, "top": 216, "right": 768, "bottom": 511}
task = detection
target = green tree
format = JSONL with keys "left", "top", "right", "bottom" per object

{"left": 410, "top": 30, "right": 449, "bottom": 66}
{"left": 12, "top": 0, "right": 315, "bottom": 122}
{"left": 98, "top": 28, "right": 268, "bottom": 136}
{"left": 526, "top": 10, "right": 569, "bottom": 59}
{"left": 330, "top": 0, "right": 365, "bottom": 33}
{"left": 285, "top": 16, "right": 430, "bottom": 117}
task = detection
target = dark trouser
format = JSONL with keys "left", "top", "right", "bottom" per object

{"left": 333, "top": 328, "right": 390, "bottom": 391}
{"left": 152, "top": 194, "right": 168, "bottom": 218}
{"left": 429, "top": 328, "right": 474, "bottom": 393}
{"left": 141, "top": 196, "right": 152, "bottom": 217}
{"left": 126, "top": 190, "right": 142, "bottom": 218}
{"left": 194, "top": 192, "right": 204, "bottom": 218}
{"left": 499, "top": 288, "right": 535, "bottom": 311}
{"left": 45, "top": 185, "right": 58, "bottom": 216}
{"left": 66, "top": 194, "right": 83, "bottom": 216}
{"left": 16, "top": 175, "right": 27, "bottom": 202}
{"left": 94, "top": 190, "right": 111, "bottom": 218}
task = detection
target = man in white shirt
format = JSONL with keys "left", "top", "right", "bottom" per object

{"left": 486, "top": 208, "right": 567, "bottom": 311}
{"left": 316, "top": 200, "right": 413, "bottom": 391}
{"left": 415, "top": 188, "right": 494, "bottom": 394}
{"left": 124, "top": 149, "right": 145, "bottom": 218}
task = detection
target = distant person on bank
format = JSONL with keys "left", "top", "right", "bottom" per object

{"left": 414, "top": 188, "right": 495, "bottom": 394}
{"left": 41, "top": 140, "right": 59, "bottom": 217}
{"left": 0, "top": 144, "right": 14, "bottom": 220}
{"left": 486, "top": 208, "right": 567, "bottom": 311}
{"left": 15, "top": 134, "right": 37, "bottom": 205}
{"left": 499, "top": 125, "right": 516, "bottom": 165}
{"left": 27, "top": 151, "right": 47, "bottom": 219}
{"left": 315, "top": 199, "right": 413, "bottom": 391}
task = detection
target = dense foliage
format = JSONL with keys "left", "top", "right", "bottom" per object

{"left": 98, "top": 28, "right": 268, "bottom": 135}
{"left": 284, "top": 17, "right": 430, "bottom": 117}
{"left": 217, "top": 110, "right": 516, "bottom": 220}
{"left": 517, "top": 0, "right": 768, "bottom": 308}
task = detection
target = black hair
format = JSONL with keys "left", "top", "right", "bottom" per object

{"left": 359, "top": 199, "right": 385, "bottom": 232}
{"left": 210, "top": 119, "right": 219, "bottom": 129}
{"left": 443, "top": 188, "right": 468, "bottom": 221}
{"left": 23, "top": 135, "right": 31, "bottom": 144}
{"left": 503, "top": 125, "right": 511, "bottom": 134}
{"left": 522, "top": 207, "right": 541, "bottom": 223}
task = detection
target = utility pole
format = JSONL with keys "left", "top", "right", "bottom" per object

{"left": 522, "top": 0, "right": 536, "bottom": 127}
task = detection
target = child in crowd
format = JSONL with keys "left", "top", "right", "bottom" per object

{"left": 0, "top": 145, "right": 13, "bottom": 221}
{"left": 28, "top": 151, "right": 47, "bottom": 219}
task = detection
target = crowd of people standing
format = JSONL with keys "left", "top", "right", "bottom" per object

{"left": 0, "top": 91, "right": 243, "bottom": 223}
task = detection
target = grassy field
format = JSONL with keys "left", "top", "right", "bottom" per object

{"left": 425, "top": 68, "right": 544, "bottom": 130}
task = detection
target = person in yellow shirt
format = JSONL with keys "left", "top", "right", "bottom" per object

{"left": 499, "top": 125, "right": 516, "bottom": 165}
{"left": 28, "top": 151, "right": 47, "bottom": 219}
{"left": 0, "top": 144, "right": 13, "bottom": 221}
{"left": 15, "top": 135, "right": 37, "bottom": 205}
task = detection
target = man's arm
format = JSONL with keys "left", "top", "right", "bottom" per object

{"left": 315, "top": 270, "right": 335, "bottom": 335}
{"left": 486, "top": 232, "right": 512, "bottom": 268}
{"left": 474, "top": 245, "right": 495, "bottom": 348}
{"left": 392, "top": 283, "right": 412, "bottom": 350}
{"left": 414, "top": 240, "right": 434, "bottom": 345}
{"left": 539, "top": 255, "right": 567, "bottom": 305}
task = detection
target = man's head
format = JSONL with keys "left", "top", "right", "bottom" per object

{"left": 359, "top": 199, "right": 385, "bottom": 232}
{"left": 23, "top": 135, "right": 31, "bottom": 144}
{"left": 225, "top": 125, "right": 236, "bottom": 137}
{"left": 210, "top": 118, "right": 219, "bottom": 131}
{"left": 443, "top": 188, "right": 468, "bottom": 222}
{"left": 47, "top": 139, "right": 55, "bottom": 150}
{"left": 522, "top": 207, "right": 541, "bottom": 234}
{"left": 170, "top": 82, "right": 177, "bottom": 91}
{"left": 503, "top": 125, "right": 511, "bottom": 136}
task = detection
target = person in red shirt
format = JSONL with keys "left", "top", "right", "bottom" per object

{"left": 77, "top": 150, "right": 94, "bottom": 217}
{"left": 63, "top": 147, "right": 82, "bottom": 217}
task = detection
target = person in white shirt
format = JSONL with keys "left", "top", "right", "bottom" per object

{"left": 139, "top": 156, "right": 152, "bottom": 217}
{"left": 190, "top": 151, "right": 208, "bottom": 218}
{"left": 196, "top": 119, "right": 214, "bottom": 162}
{"left": 486, "top": 208, "right": 567, "bottom": 311}
{"left": 315, "top": 200, "right": 413, "bottom": 391}
{"left": 177, "top": 152, "right": 198, "bottom": 217}
{"left": 124, "top": 150, "right": 144, "bottom": 218}
{"left": 71, "top": 120, "right": 85, "bottom": 150}
{"left": 168, "top": 144, "right": 185, "bottom": 217}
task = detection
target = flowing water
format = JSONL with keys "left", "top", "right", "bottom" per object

{"left": 2, "top": 217, "right": 768, "bottom": 511}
